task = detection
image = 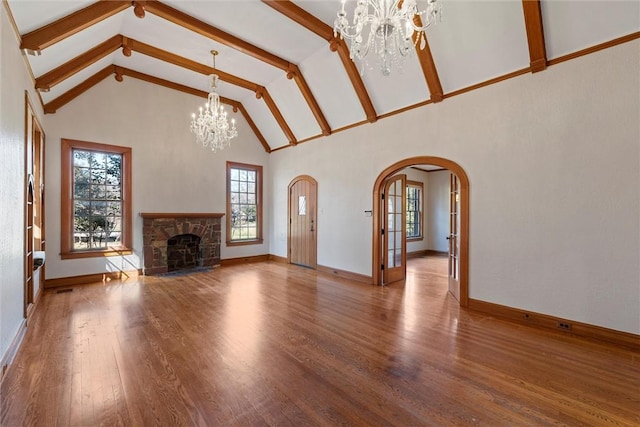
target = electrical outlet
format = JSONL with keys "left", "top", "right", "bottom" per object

{"left": 557, "top": 322, "right": 572, "bottom": 330}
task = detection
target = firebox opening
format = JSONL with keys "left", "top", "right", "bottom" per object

{"left": 167, "top": 233, "right": 202, "bottom": 272}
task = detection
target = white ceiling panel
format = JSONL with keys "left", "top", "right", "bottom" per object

{"left": 28, "top": 12, "right": 124, "bottom": 77}
{"left": 6, "top": 0, "right": 638, "bottom": 149}
{"left": 41, "top": 53, "right": 116, "bottom": 105}
{"left": 299, "top": 46, "right": 366, "bottom": 130}
{"left": 8, "top": 0, "right": 93, "bottom": 33}
{"left": 113, "top": 52, "right": 252, "bottom": 102}
{"left": 267, "top": 74, "right": 322, "bottom": 141}
{"left": 360, "top": 53, "right": 431, "bottom": 115}
{"left": 427, "top": 1, "right": 530, "bottom": 93}
{"left": 120, "top": 11, "right": 283, "bottom": 86}
{"left": 163, "top": 0, "right": 326, "bottom": 63}
{"left": 241, "top": 96, "right": 290, "bottom": 149}
{"left": 541, "top": 0, "right": 640, "bottom": 60}
{"left": 292, "top": 0, "right": 358, "bottom": 27}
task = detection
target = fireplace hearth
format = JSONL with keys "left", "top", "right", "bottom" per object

{"left": 140, "top": 213, "right": 224, "bottom": 276}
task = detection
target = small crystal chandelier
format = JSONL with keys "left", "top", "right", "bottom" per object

{"left": 334, "top": 0, "right": 442, "bottom": 76}
{"left": 190, "top": 50, "right": 237, "bottom": 152}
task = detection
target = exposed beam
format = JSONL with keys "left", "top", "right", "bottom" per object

{"left": 124, "top": 37, "right": 296, "bottom": 144}
{"left": 332, "top": 39, "right": 378, "bottom": 123}
{"left": 262, "top": 0, "right": 377, "bottom": 123}
{"left": 261, "top": 0, "right": 333, "bottom": 40}
{"left": 258, "top": 88, "right": 297, "bottom": 144}
{"left": 522, "top": 0, "right": 547, "bottom": 73}
{"left": 20, "top": 1, "right": 129, "bottom": 54}
{"left": 35, "top": 35, "right": 122, "bottom": 91}
{"left": 142, "top": 1, "right": 322, "bottom": 138}
{"left": 143, "top": 1, "right": 288, "bottom": 70}
{"left": 43, "top": 65, "right": 114, "bottom": 113}
{"left": 287, "top": 64, "right": 331, "bottom": 136}
{"left": 236, "top": 104, "right": 273, "bottom": 153}
{"left": 113, "top": 66, "right": 272, "bottom": 153}
{"left": 125, "top": 38, "right": 259, "bottom": 92}
{"left": 412, "top": 19, "right": 443, "bottom": 103}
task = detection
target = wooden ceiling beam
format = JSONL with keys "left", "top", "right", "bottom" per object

{"left": 35, "top": 35, "right": 122, "bottom": 91}
{"left": 113, "top": 65, "right": 272, "bottom": 153}
{"left": 143, "top": 1, "right": 289, "bottom": 70}
{"left": 125, "top": 38, "right": 259, "bottom": 92}
{"left": 142, "top": 1, "right": 317, "bottom": 138}
{"left": 332, "top": 39, "right": 378, "bottom": 123}
{"left": 257, "top": 88, "right": 297, "bottom": 145}
{"left": 20, "top": 1, "right": 130, "bottom": 54}
{"left": 412, "top": 19, "right": 443, "bottom": 103}
{"left": 124, "top": 37, "right": 296, "bottom": 144}
{"left": 43, "top": 65, "right": 114, "bottom": 114}
{"left": 262, "top": 0, "right": 377, "bottom": 123}
{"left": 261, "top": 0, "right": 333, "bottom": 40}
{"left": 236, "top": 104, "right": 273, "bottom": 153}
{"left": 287, "top": 64, "right": 331, "bottom": 136}
{"left": 522, "top": 0, "right": 547, "bottom": 73}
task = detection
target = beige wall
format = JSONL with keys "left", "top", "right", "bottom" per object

{"left": 269, "top": 41, "right": 640, "bottom": 334}
{"left": 1, "top": 3, "right": 638, "bottom": 363}
{"left": 426, "top": 170, "right": 449, "bottom": 253}
{"left": 0, "top": 4, "right": 45, "bottom": 360}
{"left": 43, "top": 77, "right": 270, "bottom": 279}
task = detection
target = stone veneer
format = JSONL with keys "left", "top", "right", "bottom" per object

{"left": 140, "top": 213, "right": 224, "bottom": 275}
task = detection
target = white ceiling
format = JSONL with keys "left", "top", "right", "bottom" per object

{"left": 6, "top": 0, "right": 640, "bottom": 151}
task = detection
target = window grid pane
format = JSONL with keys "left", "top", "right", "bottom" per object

{"left": 230, "top": 167, "right": 258, "bottom": 241}
{"left": 72, "top": 148, "right": 123, "bottom": 250}
{"left": 406, "top": 185, "right": 422, "bottom": 238}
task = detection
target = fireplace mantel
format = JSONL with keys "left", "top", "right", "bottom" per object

{"left": 140, "top": 212, "right": 224, "bottom": 219}
{"left": 141, "top": 213, "right": 224, "bottom": 275}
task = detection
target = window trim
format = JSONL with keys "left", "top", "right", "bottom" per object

{"left": 406, "top": 180, "right": 424, "bottom": 242}
{"left": 226, "top": 161, "right": 263, "bottom": 246}
{"left": 61, "top": 139, "right": 132, "bottom": 259}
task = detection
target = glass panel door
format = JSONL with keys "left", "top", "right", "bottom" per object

{"left": 383, "top": 174, "right": 406, "bottom": 284}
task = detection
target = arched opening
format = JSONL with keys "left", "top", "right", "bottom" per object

{"left": 372, "top": 156, "right": 470, "bottom": 307}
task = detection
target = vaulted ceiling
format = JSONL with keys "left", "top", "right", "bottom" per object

{"left": 6, "top": 0, "right": 639, "bottom": 152}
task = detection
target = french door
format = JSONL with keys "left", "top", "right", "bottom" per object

{"left": 448, "top": 173, "right": 461, "bottom": 301}
{"left": 288, "top": 176, "right": 317, "bottom": 268}
{"left": 383, "top": 174, "right": 406, "bottom": 284}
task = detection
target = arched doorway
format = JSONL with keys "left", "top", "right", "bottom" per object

{"left": 372, "top": 157, "right": 470, "bottom": 307}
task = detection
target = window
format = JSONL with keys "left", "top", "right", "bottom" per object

{"left": 61, "top": 139, "right": 132, "bottom": 259}
{"left": 227, "top": 162, "right": 263, "bottom": 245}
{"left": 406, "top": 181, "right": 423, "bottom": 240}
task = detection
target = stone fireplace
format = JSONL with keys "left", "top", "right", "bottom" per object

{"left": 167, "top": 234, "right": 201, "bottom": 272}
{"left": 140, "top": 213, "right": 224, "bottom": 275}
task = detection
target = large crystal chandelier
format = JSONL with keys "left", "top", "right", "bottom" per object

{"left": 190, "top": 50, "right": 237, "bottom": 152}
{"left": 334, "top": 0, "right": 442, "bottom": 76}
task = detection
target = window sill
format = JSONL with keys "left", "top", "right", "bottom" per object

{"left": 61, "top": 248, "right": 133, "bottom": 260}
{"left": 226, "top": 239, "right": 264, "bottom": 247}
{"left": 407, "top": 237, "right": 424, "bottom": 242}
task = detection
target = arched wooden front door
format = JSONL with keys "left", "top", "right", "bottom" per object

{"left": 373, "top": 157, "right": 470, "bottom": 306}
{"left": 288, "top": 175, "right": 317, "bottom": 269}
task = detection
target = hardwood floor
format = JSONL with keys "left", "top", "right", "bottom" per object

{"left": 2, "top": 256, "right": 639, "bottom": 426}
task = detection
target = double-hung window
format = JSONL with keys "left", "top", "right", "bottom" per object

{"left": 226, "top": 162, "right": 263, "bottom": 245}
{"left": 61, "top": 139, "right": 132, "bottom": 259}
{"left": 406, "top": 181, "right": 423, "bottom": 240}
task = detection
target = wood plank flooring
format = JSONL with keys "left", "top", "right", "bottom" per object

{"left": 2, "top": 256, "right": 639, "bottom": 426}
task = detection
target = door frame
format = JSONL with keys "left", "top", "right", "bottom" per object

{"left": 287, "top": 175, "right": 318, "bottom": 268}
{"left": 372, "top": 156, "right": 469, "bottom": 307}
{"left": 382, "top": 174, "right": 407, "bottom": 284}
